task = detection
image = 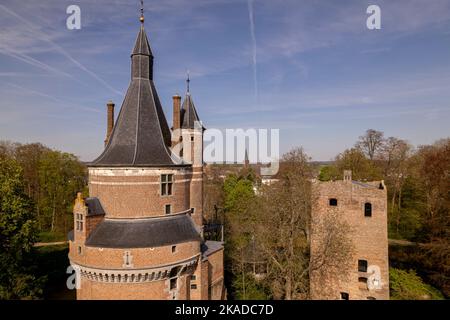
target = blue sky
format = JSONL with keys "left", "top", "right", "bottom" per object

{"left": 0, "top": 0, "right": 449, "bottom": 161}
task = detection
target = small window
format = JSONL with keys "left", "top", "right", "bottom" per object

{"left": 359, "top": 277, "right": 368, "bottom": 290}
{"left": 191, "top": 136, "right": 194, "bottom": 142}
{"left": 191, "top": 208, "right": 195, "bottom": 215}
{"left": 367, "top": 296, "right": 376, "bottom": 300}
{"left": 78, "top": 246, "right": 82, "bottom": 254}
{"left": 165, "top": 204, "right": 171, "bottom": 215}
{"left": 340, "top": 292, "right": 349, "bottom": 300}
{"left": 190, "top": 284, "right": 197, "bottom": 290}
{"left": 329, "top": 198, "right": 338, "bottom": 206}
{"left": 191, "top": 275, "right": 196, "bottom": 281}
{"left": 358, "top": 259, "right": 368, "bottom": 272}
{"left": 170, "top": 278, "right": 177, "bottom": 290}
{"left": 161, "top": 174, "right": 173, "bottom": 196}
{"left": 76, "top": 213, "right": 84, "bottom": 231}
{"left": 172, "top": 245, "right": 177, "bottom": 253}
{"left": 364, "top": 203, "right": 372, "bottom": 217}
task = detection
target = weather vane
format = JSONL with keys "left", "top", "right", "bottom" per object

{"left": 139, "top": 0, "right": 145, "bottom": 23}
{"left": 186, "top": 70, "right": 191, "bottom": 94}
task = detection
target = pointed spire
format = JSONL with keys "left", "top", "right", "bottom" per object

{"left": 131, "top": 7, "right": 153, "bottom": 80}
{"left": 90, "top": 7, "right": 177, "bottom": 167}
{"left": 180, "top": 75, "right": 202, "bottom": 130}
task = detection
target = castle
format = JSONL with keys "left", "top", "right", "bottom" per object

{"left": 68, "top": 11, "right": 225, "bottom": 300}
{"left": 310, "top": 170, "right": 389, "bottom": 300}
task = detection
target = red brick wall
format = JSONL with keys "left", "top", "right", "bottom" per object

{"left": 88, "top": 168, "right": 192, "bottom": 218}
{"left": 310, "top": 180, "right": 389, "bottom": 300}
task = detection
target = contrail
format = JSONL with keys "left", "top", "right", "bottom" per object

{"left": 247, "top": 0, "right": 258, "bottom": 100}
{"left": 0, "top": 48, "right": 73, "bottom": 78}
{"left": 0, "top": 5, "right": 122, "bottom": 96}
{"left": 7, "top": 83, "right": 101, "bottom": 114}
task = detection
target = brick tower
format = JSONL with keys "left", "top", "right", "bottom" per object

{"left": 68, "top": 9, "right": 225, "bottom": 300}
{"left": 310, "top": 170, "right": 389, "bottom": 300}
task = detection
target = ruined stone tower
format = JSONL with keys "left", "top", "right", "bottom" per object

{"left": 310, "top": 170, "right": 389, "bottom": 300}
{"left": 68, "top": 10, "right": 224, "bottom": 300}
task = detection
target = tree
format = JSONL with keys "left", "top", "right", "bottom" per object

{"left": 317, "top": 165, "right": 339, "bottom": 181}
{"left": 203, "top": 166, "right": 225, "bottom": 223}
{"left": 38, "top": 151, "right": 86, "bottom": 233}
{"left": 379, "top": 137, "right": 413, "bottom": 237}
{"left": 355, "top": 129, "right": 385, "bottom": 160}
{"left": 334, "top": 148, "right": 382, "bottom": 181}
{"left": 0, "top": 158, "right": 44, "bottom": 299}
{"left": 15, "top": 143, "right": 51, "bottom": 231}
{"left": 222, "top": 173, "right": 258, "bottom": 299}
{"left": 255, "top": 148, "right": 353, "bottom": 299}
{"left": 390, "top": 268, "right": 444, "bottom": 300}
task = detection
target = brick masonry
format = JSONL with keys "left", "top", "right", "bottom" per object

{"left": 310, "top": 172, "right": 389, "bottom": 300}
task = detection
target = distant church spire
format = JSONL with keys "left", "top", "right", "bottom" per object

{"left": 244, "top": 149, "right": 249, "bottom": 167}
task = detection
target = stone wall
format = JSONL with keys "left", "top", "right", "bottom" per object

{"left": 310, "top": 177, "right": 389, "bottom": 300}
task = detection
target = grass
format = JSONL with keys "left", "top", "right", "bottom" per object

{"left": 38, "top": 231, "right": 67, "bottom": 243}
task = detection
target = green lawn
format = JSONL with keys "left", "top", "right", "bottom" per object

{"left": 38, "top": 231, "right": 67, "bottom": 243}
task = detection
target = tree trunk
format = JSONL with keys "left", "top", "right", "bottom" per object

{"left": 51, "top": 194, "right": 56, "bottom": 232}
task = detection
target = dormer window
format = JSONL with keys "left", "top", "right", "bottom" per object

{"left": 161, "top": 174, "right": 173, "bottom": 196}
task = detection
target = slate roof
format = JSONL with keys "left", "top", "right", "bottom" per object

{"left": 201, "top": 241, "right": 224, "bottom": 260}
{"left": 180, "top": 93, "right": 203, "bottom": 130}
{"left": 85, "top": 214, "right": 201, "bottom": 248}
{"left": 90, "top": 24, "right": 185, "bottom": 167}
{"left": 85, "top": 197, "right": 106, "bottom": 216}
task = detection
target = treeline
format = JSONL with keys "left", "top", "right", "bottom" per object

{"left": 0, "top": 141, "right": 86, "bottom": 299}
{"left": 0, "top": 141, "right": 87, "bottom": 239}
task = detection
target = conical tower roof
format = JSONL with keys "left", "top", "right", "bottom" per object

{"left": 180, "top": 76, "right": 203, "bottom": 130}
{"left": 90, "top": 21, "right": 183, "bottom": 167}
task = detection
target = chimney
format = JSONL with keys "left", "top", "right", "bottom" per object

{"left": 343, "top": 170, "right": 352, "bottom": 182}
{"left": 104, "top": 100, "right": 115, "bottom": 147}
{"left": 172, "top": 94, "right": 181, "bottom": 147}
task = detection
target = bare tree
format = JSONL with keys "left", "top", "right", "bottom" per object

{"left": 254, "top": 148, "right": 353, "bottom": 299}
{"left": 309, "top": 209, "right": 354, "bottom": 299}
{"left": 355, "top": 129, "right": 385, "bottom": 160}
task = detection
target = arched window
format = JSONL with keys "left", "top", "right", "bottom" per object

{"left": 364, "top": 203, "right": 372, "bottom": 217}
{"left": 329, "top": 198, "right": 338, "bottom": 206}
